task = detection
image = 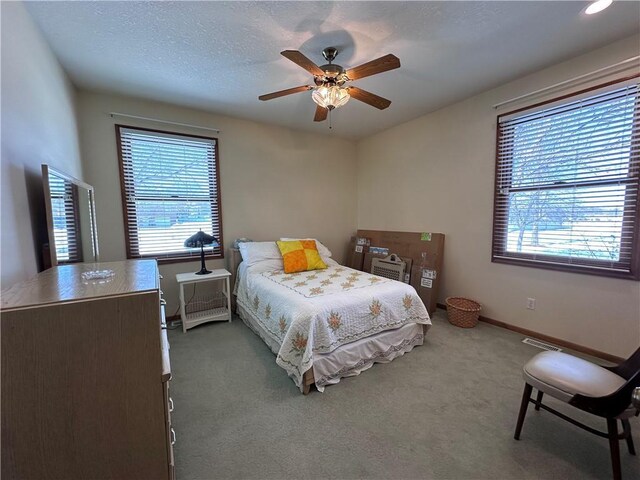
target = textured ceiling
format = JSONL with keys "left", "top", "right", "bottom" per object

{"left": 26, "top": 1, "right": 640, "bottom": 139}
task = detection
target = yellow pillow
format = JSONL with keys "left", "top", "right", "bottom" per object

{"left": 276, "top": 240, "right": 328, "bottom": 274}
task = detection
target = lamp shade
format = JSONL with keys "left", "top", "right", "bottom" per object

{"left": 184, "top": 231, "right": 218, "bottom": 248}
{"left": 312, "top": 86, "right": 350, "bottom": 110}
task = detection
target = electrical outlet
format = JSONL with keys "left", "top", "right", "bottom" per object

{"left": 526, "top": 298, "right": 536, "bottom": 310}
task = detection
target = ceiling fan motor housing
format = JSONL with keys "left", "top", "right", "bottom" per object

{"left": 322, "top": 47, "right": 338, "bottom": 62}
{"left": 314, "top": 68, "right": 347, "bottom": 86}
{"left": 314, "top": 47, "right": 347, "bottom": 86}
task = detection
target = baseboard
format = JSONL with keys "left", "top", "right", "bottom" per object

{"left": 435, "top": 303, "right": 624, "bottom": 364}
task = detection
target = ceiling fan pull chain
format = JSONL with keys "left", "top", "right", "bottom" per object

{"left": 329, "top": 109, "right": 332, "bottom": 129}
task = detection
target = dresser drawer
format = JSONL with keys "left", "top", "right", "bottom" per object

{"left": 161, "top": 328, "right": 171, "bottom": 382}
{"left": 168, "top": 423, "right": 176, "bottom": 468}
{"left": 163, "top": 380, "right": 175, "bottom": 474}
{"left": 163, "top": 380, "right": 174, "bottom": 423}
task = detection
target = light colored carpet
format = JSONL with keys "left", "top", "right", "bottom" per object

{"left": 167, "top": 310, "right": 638, "bottom": 479}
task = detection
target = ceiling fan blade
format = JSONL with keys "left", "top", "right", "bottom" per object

{"left": 314, "top": 105, "right": 328, "bottom": 122}
{"left": 346, "top": 54, "right": 400, "bottom": 81}
{"left": 281, "top": 50, "right": 325, "bottom": 76}
{"left": 258, "top": 85, "right": 312, "bottom": 101}
{"left": 348, "top": 86, "right": 392, "bottom": 110}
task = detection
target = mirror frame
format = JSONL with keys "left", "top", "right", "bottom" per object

{"left": 42, "top": 164, "right": 99, "bottom": 267}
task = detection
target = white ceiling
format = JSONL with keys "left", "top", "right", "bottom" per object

{"left": 26, "top": 1, "right": 640, "bottom": 139}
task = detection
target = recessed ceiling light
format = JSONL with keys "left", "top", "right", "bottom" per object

{"left": 585, "top": 0, "right": 613, "bottom": 15}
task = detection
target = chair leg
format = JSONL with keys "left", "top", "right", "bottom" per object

{"left": 621, "top": 419, "right": 636, "bottom": 456}
{"left": 535, "top": 390, "right": 544, "bottom": 411}
{"left": 607, "top": 418, "right": 622, "bottom": 480}
{"left": 514, "top": 383, "right": 533, "bottom": 440}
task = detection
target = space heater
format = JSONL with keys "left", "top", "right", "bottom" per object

{"left": 370, "top": 254, "right": 406, "bottom": 282}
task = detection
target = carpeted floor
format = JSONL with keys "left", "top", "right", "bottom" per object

{"left": 167, "top": 310, "right": 638, "bottom": 479}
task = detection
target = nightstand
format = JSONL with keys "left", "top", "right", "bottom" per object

{"left": 176, "top": 269, "right": 232, "bottom": 333}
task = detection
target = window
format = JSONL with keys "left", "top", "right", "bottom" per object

{"left": 116, "top": 125, "right": 223, "bottom": 261}
{"left": 492, "top": 80, "right": 640, "bottom": 279}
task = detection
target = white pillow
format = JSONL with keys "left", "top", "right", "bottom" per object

{"left": 245, "top": 258, "right": 285, "bottom": 273}
{"left": 238, "top": 241, "right": 283, "bottom": 267}
{"left": 279, "top": 238, "right": 332, "bottom": 258}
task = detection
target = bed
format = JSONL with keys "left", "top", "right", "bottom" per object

{"left": 232, "top": 241, "right": 431, "bottom": 393}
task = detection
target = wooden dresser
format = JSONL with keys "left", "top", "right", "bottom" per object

{"left": 1, "top": 260, "right": 175, "bottom": 479}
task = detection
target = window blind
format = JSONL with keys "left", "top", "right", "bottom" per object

{"left": 48, "top": 175, "right": 82, "bottom": 263}
{"left": 117, "top": 126, "right": 223, "bottom": 261}
{"left": 492, "top": 81, "right": 640, "bottom": 278}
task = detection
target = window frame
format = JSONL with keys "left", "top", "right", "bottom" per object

{"left": 115, "top": 124, "right": 224, "bottom": 264}
{"left": 491, "top": 76, "right": 640, "bottom": 280}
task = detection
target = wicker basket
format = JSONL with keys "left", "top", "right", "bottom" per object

{"left": 445, "top": 297, "right": 482, "bottom": 328}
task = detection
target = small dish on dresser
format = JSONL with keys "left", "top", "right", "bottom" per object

{"left": 81, "top": 269, "right": 115, "bottom": 283}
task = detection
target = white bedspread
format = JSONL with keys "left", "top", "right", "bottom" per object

{"left": 235, "top": 260, "right": 431, "bottom": 390}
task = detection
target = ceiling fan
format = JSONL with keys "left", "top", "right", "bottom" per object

{"left": 258, "top": 47, "right": 401, "bottom": 122}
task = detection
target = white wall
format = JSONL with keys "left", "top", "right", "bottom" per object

{"left": 0, "top": 2, "right": 83, "bottom": 288}
{"left": 77, "top": 91, "right": 358, "bottom": 316}
{"left": 356, "top": 35, "right": 640, "bottom": 358}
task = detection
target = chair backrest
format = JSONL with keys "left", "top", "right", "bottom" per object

{"left": 570, "top": 348, "right": 640, "bottom": 418}
{"left": 612, "top": 346, "right": 640, "bottom": 380}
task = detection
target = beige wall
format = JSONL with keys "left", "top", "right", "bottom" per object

{"left": 76, "top": 91, "right": 358, "bottom": 315}
{"left": 0, "top": 2, "right": 83, "bottom": 288}
{"left": 356, "top": 35, "right": 640, "bottom": 358}
{"left": 5, "top": 2, "right": 634, "bottom": 356}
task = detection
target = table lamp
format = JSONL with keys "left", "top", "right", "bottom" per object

{"left": 184, "top": 230, "right": 219, "bottom": 275}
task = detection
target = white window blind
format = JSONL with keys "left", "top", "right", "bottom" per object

{"left": 493, "top": 81, "right": 640, "bottom": 279}
{"left": 117, "top": 126, "right": 223, "bottom": 261}
{"left": 48, "top": 175, "right": 82, "bottom": 263}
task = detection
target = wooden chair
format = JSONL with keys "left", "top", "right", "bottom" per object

{"left": 514, "top": 347, "right": 640, "bottom": 480}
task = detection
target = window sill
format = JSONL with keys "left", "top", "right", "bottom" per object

{"left": 491, "top": 255, "right": 638, "bottom": 280}
{"left": 128, "top": 254, "right": 224, "bottom": 265}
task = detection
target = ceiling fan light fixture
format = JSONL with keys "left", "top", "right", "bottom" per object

{"left": 312, "top": 85, "right": 350, "bottom": 110}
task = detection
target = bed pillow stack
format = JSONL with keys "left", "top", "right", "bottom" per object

{"left": 276, "top": 240, "right": 328, "bottom": 274}
{"left": 238, "top": 241, "right": 283, "bottom": 267}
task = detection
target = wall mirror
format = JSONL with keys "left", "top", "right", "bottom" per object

{"left": 42, "top": 164, "right": 99, "bottom": 267}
